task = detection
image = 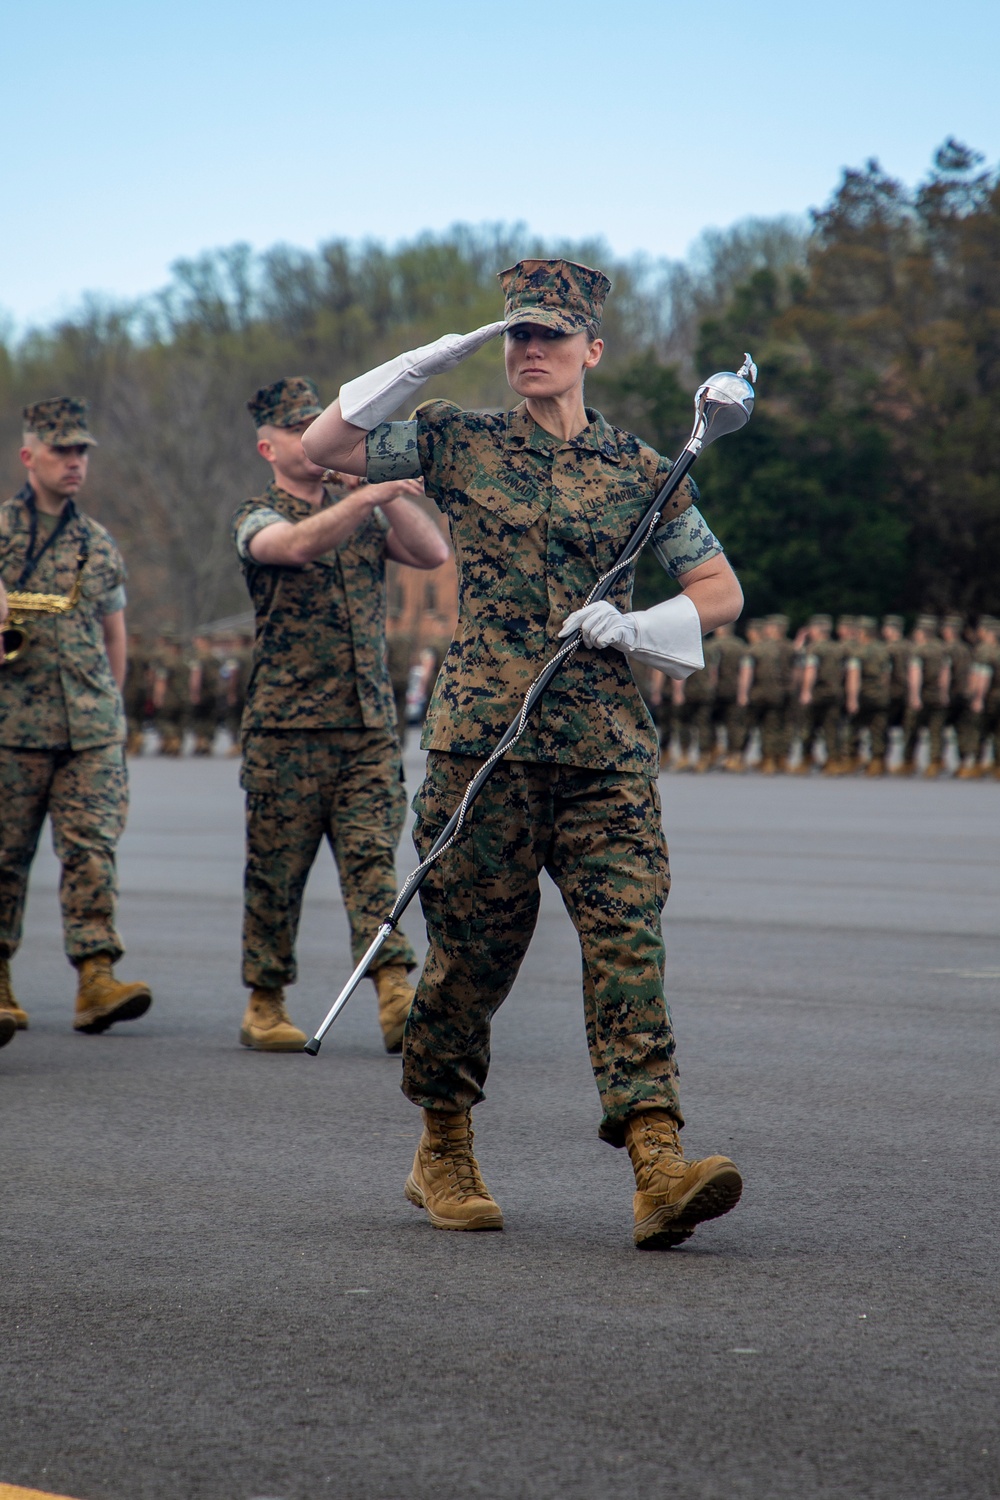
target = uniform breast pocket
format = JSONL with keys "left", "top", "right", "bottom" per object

{"left": 454, "top": 487, "right": 546, "bottom": 598}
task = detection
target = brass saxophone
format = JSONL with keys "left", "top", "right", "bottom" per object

{"left": 2, "top": 571, "right": 85, "bottom": 664}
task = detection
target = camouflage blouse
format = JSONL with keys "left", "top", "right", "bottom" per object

{"left": 0, "top": 486, "right": 126, "bottom": 750}
{"left": 366, "top": 400, "right": 723, "bottom": 774}
{"left": 232, "top": 480, "right": 396, "bottom": 734}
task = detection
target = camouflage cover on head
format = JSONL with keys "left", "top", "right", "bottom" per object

{"left": 881, "top": 614, "right": 904, "bottom": 630}
{"left": 809, "top": 613, "right": 833, "bottom": 629}
{"left": 498, "top": 259, "right": 611, "bottom": 334}
{"left": 943, "top": 613, "right": 965, "bottom": 629}
{"left": 22, "top": 396, "right": 97, "bottom": 448}
{"left": 247, "top": 376, "right": 323, "bottom": 430}
{"left": 980, "top": 616, "right": 1000, "bottom": 633}
{"left": 857, "top": 615, "right": 878, "bottom": 633}
{"left": 915, "top": 613, "right": 939, "bottom": 633}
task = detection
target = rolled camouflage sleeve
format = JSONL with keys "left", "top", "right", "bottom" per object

{"left": 366, "top": 421, "right": 422, "bottom": 483}
{"left": 234, "top": 505, "right": 287, "bottom": 562}
{"left": 95, "top": 582, "right": 127, "bottom": 616}
{"left": 650, "top": 505, "right": 724, "bottom": 579}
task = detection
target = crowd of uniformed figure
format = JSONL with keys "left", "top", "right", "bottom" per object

{"left": 122, "top": 630, "right": 252, "bottom": 756}
{"left": 644, "top": 611, "right": 1000, "bottom": 779}
{"left": 126, "top": 610, "right": 1000, "bottom": 779}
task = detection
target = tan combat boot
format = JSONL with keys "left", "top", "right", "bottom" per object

{"left": 404, "top": 1109, "right": 504, "bottom": 1231}
{"left": 723, "top": 753, "right": 743, "bottom": 773}
{"left": 73, "top": 954, "right": 152, "bottom": 1034}
{"left": 373, "top": 964, "right": 414, "bottom": 1054}
{"left": 866, "top": 756, "right": 885, "bottom": 776}
{"left": 0, "top": 1011, "right": 15, "bottom": 1048}
{"left": 0, "top": 957, "right": 29, "bottom": 1029}
{"left": 239, "top": 987, "right": 306, "bottom": 1051}
{"left": 759, "top": 755, "right": 778, "bottom": 775}
{"left": 924, "top": 760, "right": 942, "bottom": 779}
{"left": 624, "top": 1109, "right": 743, "bottom": 1250}
{"left": 126, "top": 730, "right": 144, "bottom": 757}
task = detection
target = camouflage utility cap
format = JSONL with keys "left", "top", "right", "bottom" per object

{"left": 247, "top": 376, "right": 323, "bottom": 430}
{"left": 944, "top": 613, "right": 965, "bottom": 629}
{"left": 857, "top": 615, "right": 877, "bottom": 632}
{"left": 498, "top": 259, "right": 610, "bottom": 334}
{"left": 23, "top": 396, "right": 97, "bottom": 448}
{"left": 809, "top": 613, "right": 833, "bottom": 629}
{"left": 916, "top": 614, "right": 939, "bottom": 633}
{"left": 980, "top": 616, "right": 1000, "bottom": 633}
{"left": 882, "top": 614, "right": 904, "bottom": 630}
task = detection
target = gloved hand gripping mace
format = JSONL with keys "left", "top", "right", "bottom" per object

{"left": 304, "top": 354, "right": 757, "bottom": 1055}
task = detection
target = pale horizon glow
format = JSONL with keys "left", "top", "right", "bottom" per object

{"left": 2, "top": 0, "right": 997, "bottom": 335}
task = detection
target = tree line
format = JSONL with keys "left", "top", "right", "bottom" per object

{"left": 1, "top": 140, "right": 996, "bottom": 631}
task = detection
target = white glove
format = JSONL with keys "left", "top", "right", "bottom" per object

{"left": 559, "top": 593, "right": 705, "bottom": 680}
{"left": 339, "top": 322, "right": 506, "bottom": 430}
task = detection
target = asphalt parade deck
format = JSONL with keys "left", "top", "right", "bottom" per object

{"left": 2, "top": 751, "right": 999, "bottom": 1500}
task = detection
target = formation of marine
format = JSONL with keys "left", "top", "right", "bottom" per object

{"left": 122, "top": 629, "right": 253, "bottom": 757}
{"left": 648, "top": 611, "right": 1000, "bottom": 779}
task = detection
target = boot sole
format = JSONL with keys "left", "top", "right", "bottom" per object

{"left": 74, "top": 988, "right": 152, "bottom": 1035}
{"left": 404, "top": 1174, "right": 504, "bottom": 1231}
{"left": 635, "top": 1164, "right": 743, "bottom": 1250}
{"left": 238, "top": 1027, "right": 306, "bottom": 1052}
{"left": 0, "top": 1014, "right": 16, "bottom": 1048}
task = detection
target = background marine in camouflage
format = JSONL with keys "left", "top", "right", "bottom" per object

{"left": 0, "top": 397, "right": 152, "bottom": 1034}
{"left": 233, "top": 375, "right": 448, "bottom": 1052}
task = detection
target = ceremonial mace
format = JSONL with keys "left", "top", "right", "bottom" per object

{"left": 305, "top": 354, "right": 758, "bottom": 1055}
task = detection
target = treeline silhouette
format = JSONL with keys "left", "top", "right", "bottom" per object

{"left": 1, "top": 140, "right": 996, "bottom": 630}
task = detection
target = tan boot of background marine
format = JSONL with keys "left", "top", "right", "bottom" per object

{"left": 0, "top": 1011, "right": 15, "bottom": 1049}
{"left": 405, "top": 1109, "right": 504, "bottom": 1231}
{"left": 866, "top": 756, "right": 885, "bottom": 776}
{"left": 624, "top": 1109, "right": 743, "bottom": 1250}
{"left": 0, "top": 957, "right": 30, "bottom": 1029}
{"left": 239, "top": 987, "right": 306, "bottom": 1051}
{"left": 73, "top": 954, "right": 152, "bottom": 1034}
{"left": 373, "top": 964, "right": 414, "bottom": 1054}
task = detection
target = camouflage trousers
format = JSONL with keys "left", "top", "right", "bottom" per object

{"left": 0, "top": 743, "right": 127, "bottom": 963}
{"left": 847, "top": 702, "right": 890, "bottom": 759}
{"left": 902, "top": 706, "right": 947, "bottom": 765}
{"left": 799, "top": 698, "right": 844, "bottom": 764}
{"left": 674, "top": 700, "right": 713, "bottom": 758}
{"left": 402, "top": 752, "right": 680, "bottom": 1146}
{"left": 746, "top": 701, "right": 790, "bottom": 761}
{"left": 711, "top": 698, "right": 745, "bottom": 755}
{"left": 240, "top": 729, "right": 416, "bottom": 989}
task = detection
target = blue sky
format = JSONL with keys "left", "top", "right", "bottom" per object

{"left": 2, "top": 0, "right": 997, "bottom": 332}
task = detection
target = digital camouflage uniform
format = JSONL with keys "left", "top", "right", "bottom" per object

{"left": 366, "top": 397, "right": 721, "bottom": 1144}
{"left": 188, "top": 644, "right": 223, "bottom": 754}
{"left": 710, "top": 630, "right": 746, "bottom": 761}
{"left": 883, "top": 616, "right": 911, "bottom": 749}
{"left": 846, "top": 634, "right": 891, "bottom": 761}
{"left": 800, "top": 634, "right": 848, "bottom": 767}
{"left": 0, "top": 478, "right": 129, "bottom": 964}
{"left": 152, "top": 636, "right": 186, "bottom": 753}
{"left": 233, "top": 475, "right": 416, "bottom": 989}
{"left": 903, "top": 624, "right": 948, "bottom": 768}
{"left": 744, "top": 634, "right": 794, "bottom": 766}
{"left": 674, "top": 636, "right": 718, "bottom": 766}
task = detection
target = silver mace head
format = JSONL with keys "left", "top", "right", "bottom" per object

{"left": 686, "top": 352, "right": 757, "bottom": 454}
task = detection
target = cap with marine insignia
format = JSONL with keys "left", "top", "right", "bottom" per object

{"left": 882, "top": 614, "right": 905, "bottom": 630}
{"left": 498, "top": 259, "right": 611, "bottom": 334}
{"left": 23, "top": 396, "right": 98, "bottom": 447}
{"left": 247, "top": 376, "right": 324, "bottom": 430}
